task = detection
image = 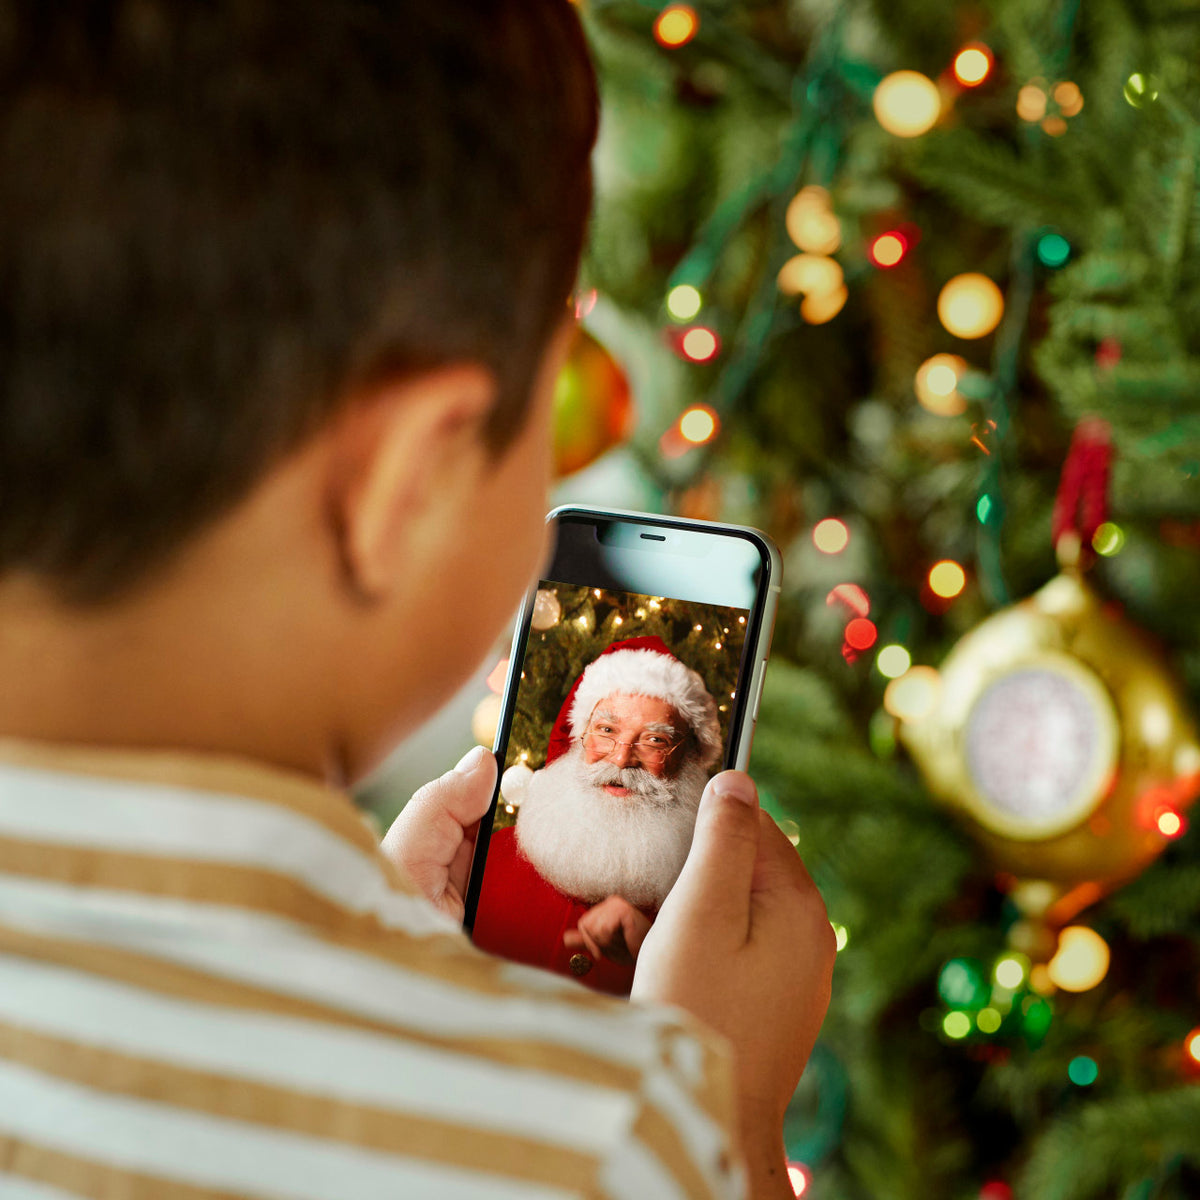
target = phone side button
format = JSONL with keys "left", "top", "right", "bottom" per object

{"left": 750, "top": 659, "right": 768, "bottom": 722}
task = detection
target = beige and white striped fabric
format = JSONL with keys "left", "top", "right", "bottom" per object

{"left": 0, "top": 740, "right": 744, "bottom": 1200}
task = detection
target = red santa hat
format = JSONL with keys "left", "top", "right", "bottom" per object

{"left": 544, "top": 635, "right": 722, "bottom": 769}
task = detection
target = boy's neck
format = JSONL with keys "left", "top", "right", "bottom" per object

{"left": 0, "top": 456, "right": 352, "bottom": 784}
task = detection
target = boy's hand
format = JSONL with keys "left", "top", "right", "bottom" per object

{"left": 380, "top": 746, "right": 496, "bottom": 921}
{"left": 632, "top": 770, "right": 836, "bottom": 1200}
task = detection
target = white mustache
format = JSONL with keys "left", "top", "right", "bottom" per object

{"left": 580, "top": 759, "right": 676, "bottom": 804}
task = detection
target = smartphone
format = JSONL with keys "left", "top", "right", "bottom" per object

{"left": 464, "top": 505, "right": 781, "bottom": 995}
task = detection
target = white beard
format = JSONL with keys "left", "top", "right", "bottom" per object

{"left": 514, "top": 745, "right": 708, "bottom": 909}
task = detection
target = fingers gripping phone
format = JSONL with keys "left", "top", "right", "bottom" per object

{"left": 464, "top": 506, "right": 781, "bottom": 996}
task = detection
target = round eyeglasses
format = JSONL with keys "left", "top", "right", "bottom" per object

{"left": 580, "top": 730, "right": 683, "bottom": 767}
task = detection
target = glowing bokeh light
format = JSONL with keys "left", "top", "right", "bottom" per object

{"left": 1047, "top": 926, "right": 1110, "bottom": 993}
{"left": 1041, "top": 115, "right": 1068, "bottom": 137}
{"left": 977, "top": 494, "right": 993, "bottom": 524}
{"left": 1186, "top": 1028, "right": 1200, "bottom": 1066}
{"left": 884, "top": 665, "right": 941, "bottom": 721}
{"left": 785, "top": 187, "right": 841, "bottom": 254}
{"left": 876, "top": 644, "right": 911, "bottom": 679}
{"left": 654, "top": 4, "right": 699, "bottom": 47}
{"left": 873, "top": 70, "right": 942, "bottom": 137}
{"left": 953, "top": 44, "right": 994, "bottom": 87}
{"left": 787, "top": 1163, "right": 812, "bottom": 1196}
{"left": 938, "top": 274, "right": 1004, "bottom": 339}
{"left": 1157, "top": 808, "right": 1185, "bottom": 839}
{"left": 1054, "top": 81, "right": 1084, "bottom": 116}
{"left": 801, "top": 284, "right": 849, "bottom": 324}
{"left": 679, "top": 404, "right": 719, "bottom": 444}
{"left": 943, "top": 1011, "right": 972, "bottom": 1039}
{"left": 813, "top": 518, "right": 850, "bottom": 554}
{"left": 1017, "top": 84, "right": 1048, "bottom": 122}
{"left": 929, "top": 560, "right": 967, "bottom": 598}
{"left": 993, "top": 956, "right": 1027, "bottom": 990}
{"left": 680, "top": 326, "right": 719, "bottom": 362}
{"left": 915, "top": 352, "right": 969, "bottom": 416}
{"left": 666, "top": 284, "right": 703, "bottom": 321}
{"left": 827, "top": 582, "right": 870, "bottom": 617}
{"left": 777, "top": 253, "right": 844, "bottom": 297}
{"left": 1092, "top": 522, "right": 1125, "bottom": 556}
{"left": 1036, "top": 232, "right": 1072, "bottom": 268}
{"left": 1124, "top": 72, "right": 1158, "bottom": 107}
{"left": 1068, "top": 1056, "right": 1099, "bottom": 1086}
{"left": 869, "top": 232, "right": 908, "bottom": 267}
{"left": 832, "top": 922, "right": 850, "bottom": 951}
{"left": 977, "top": 1008, "right": 1002, "bottom": 1034}
{"left": 845, "top": 617, "right": 878, "bottom": 651}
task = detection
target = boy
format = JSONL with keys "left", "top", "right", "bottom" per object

{"left": 0, "top": 2, "right": 835, "bottom": 1197}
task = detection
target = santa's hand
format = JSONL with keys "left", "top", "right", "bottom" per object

{"left": 632, "top": 770, "right": 836, "bottom": 1200}
{"left": 380, "top": 746, "right": 496, "bottom": 921}
{"left": 564, "top": 895, "right": 653, "bottom": 966}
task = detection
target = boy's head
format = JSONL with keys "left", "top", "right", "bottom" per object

{"left": 0, "top": 0, "right": 596, "bottom": 602}
{"left": 0, "top": 0, "right": 598, "bottom": 779}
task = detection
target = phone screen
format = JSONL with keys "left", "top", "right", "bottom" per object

{"left": 465, "top": 510, "right": 775, "bottom": 995}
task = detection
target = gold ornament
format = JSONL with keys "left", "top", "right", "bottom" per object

{"left": 899, "top": 566, "right": 1200, "bottom": 933}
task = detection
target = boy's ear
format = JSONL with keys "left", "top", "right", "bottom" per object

{"left": 325, "top": 364, "right": 497, "bottom": 600}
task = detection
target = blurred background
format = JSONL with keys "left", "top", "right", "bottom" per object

{"left": 360, "top": 1, "right": 1200, "bottom": 1195}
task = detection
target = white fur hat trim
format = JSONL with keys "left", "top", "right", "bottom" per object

{"left": 568, "top": 647, "right": 722, "bottom": 768}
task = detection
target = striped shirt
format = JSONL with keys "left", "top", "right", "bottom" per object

{"left": 0, "top": 740, "right": 743, "bottom": 1200}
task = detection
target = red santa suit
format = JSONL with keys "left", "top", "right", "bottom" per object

{"left": 472, "top": 825, "right": 646, "bottom": 995}
{"left": 470, "top": 635, "right": 723, "bottom": 996}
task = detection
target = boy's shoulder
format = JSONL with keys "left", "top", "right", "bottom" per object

{"left": 0, "top": 741, "right": 742, "bottom": 1199}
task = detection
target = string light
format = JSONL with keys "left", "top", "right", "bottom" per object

{"left": 943, "top": 1011, "right": 972, "bottom": 1039}
{"left": 953, "top": 44, "right": 993, "bottom": 88}
{"left": 787, "top": 1163, "right": 812, "bottom": 1196}
{"left": 884, "top": 666, "right": 941, "bottom": 721}
{"left": 915, "top": 353, "right": 969, "bottom": 416}
{"left": 827, "top": 582, "right": 870, "bottom": 617}
{"left": 929, "top": 560, "right": 966, "bottom": 598}
{"left": 1017, "top": 83, "right": 1048, "bottom": 122}
{"left": 654, "top": 4, "right": 699, "bottom": 48}
{"left": 777, "top": 253, "right": 843, "bottom": 297}
{"left": 1054, "top": 81, "right": 1084, "bottom": 116}
{"left": 666, "top": 284, "right": 703, "bottom": 321}
{"left": 976, "top": 1008, "right": 1002, "bottom": 1033}
{"left": 679, "top": 403, "right": 719, "bottom": 444}
{"left": 1047, "top": 926, "right": 1110, "bottom": 992}
{"left": 977, "top": 494, "right": 993, "bottom": 524}
{"left": 1036, "top": 231, "right": 1072, "bottom": 268}
{"left": 1185, "top": 1027, "right": 1200, "bottom": 1067}
{"left": 873, "top": 70, "right": 942, "bottom": 137}
{"left": 801, "top": 285, "right": 848, "bottom": 324}
{"left": 869, "top": 231, "right": 908, "bottom": 268}
{"left": 876, "top": 644, "right": 911, "bottom": 678}
{"left": 1157, "top": 807, "right": 1186, "bottom": 839}
{"left": 1067, "top": 1056, "right": 1099, "bottom": 1087}
{"left": 680, "top": 326, "right": 719, "bottom": 362}
{"left": 937, "top": 273, "right": 1004, "bottom": 338}
{"left": 1041, "top": 115, "right": 1068, "bottom": 137}
{"left": 845, "top": 617, "right": 878, "bottom": 651}
{"left": 993, "top": 956, "right": 1027, "bottom": 990}
{"left": 813, "top": 517, "right": 850, "bottom": 553}
{"left": 785, "top": 187, "right": 841, "bottom": 254}
{"left": 832, "top": 922, "right": 850, "bottom": 951}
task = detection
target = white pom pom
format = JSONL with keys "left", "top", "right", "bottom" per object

{"left": 500, "top": 763, "right": 535, "bottom": 808}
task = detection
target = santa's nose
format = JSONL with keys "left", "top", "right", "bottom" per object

{"left": 606, "top": 740, "right": 636, "bottom": 767}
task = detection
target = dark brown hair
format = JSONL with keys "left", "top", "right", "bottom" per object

{"left": 0, "top": 0, "right": 597, "bottom": 602}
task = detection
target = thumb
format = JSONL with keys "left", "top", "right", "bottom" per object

{"left": 660, "top": 770, "right": 761, "bottom": 938}
{"left": 404, "top": 745, "right": 497, "bottom": 828}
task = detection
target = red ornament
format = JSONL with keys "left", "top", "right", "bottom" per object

{"left": 553, "top": 327, "right": 634, "bottom": 476}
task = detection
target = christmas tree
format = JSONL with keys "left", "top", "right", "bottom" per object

{"left": 559, "top": 0, "right": 1200, "bottom": 1195}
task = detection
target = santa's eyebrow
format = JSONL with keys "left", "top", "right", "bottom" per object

{"left": 641, "top": 722, "right": 678, "bottom": 737}
{"left": 590, "top": 710, "right": 617, "bottom": 724}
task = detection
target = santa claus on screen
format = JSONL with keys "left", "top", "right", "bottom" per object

{"left": 472, "top": 635, "right": 721, "bottom": 995}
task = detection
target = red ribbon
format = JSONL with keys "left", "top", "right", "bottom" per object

{"left": 1051, "top": 418, "right": 1113, "bottom": 552}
